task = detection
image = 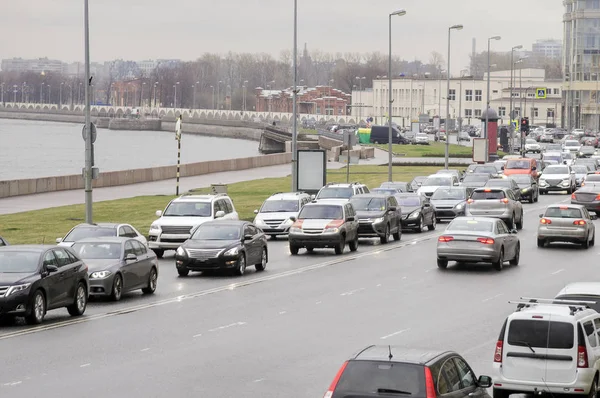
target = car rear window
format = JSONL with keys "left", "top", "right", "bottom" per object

{"left": 555, "top": 296, "right": 600, "bottom": 313}
{"left": 586, "top": 175, "right": 600, "bottom": 182}
{"left": 447, "top": 219, "right": 494, "bottom": 232}
{"left": 544, "top": 207, "right": 582, "bottom": 218}
{"left": 333, "top": 361, "right": 425, "bottom": 398}
{"left": 507, "top": 320, "right": 574, "bottom": 349}
{"left": 471, "top": 190, "right": 506, "bottom": 200}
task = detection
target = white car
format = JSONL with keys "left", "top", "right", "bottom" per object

{"left": 415, "top": 133, "right": 430, "bottom": 145}
{"left": 524, "top": 139, "right": 541, "bottom": 153}
{"left": 493, "top": 298, "right": 600, "bottom": 398}
{"left": 253, "top": 192, "right": 311, "bottom": 238}
{"left": 564, "top": 140, "right": 582, "bottom": 153}
{"left": 57, "top": 223, "right": 147, "bottom": 247}
{"left": 314, "top": 183, "right": 369, "bottom": 202}
{"left": 416, "top": 175, "right": 458, "bottom": 198}
{"left": 148, "top": 194, "right": 239, "bottom": 258}
{"left": 539, "top": 165, "right": 577, "bottom": 194}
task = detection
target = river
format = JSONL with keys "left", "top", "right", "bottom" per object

{"left": 0, "top": 119, "right": 259, "bottom": 180}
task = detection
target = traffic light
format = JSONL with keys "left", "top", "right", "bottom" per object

{"left": 520, "top": 117, "right": 530, "bottom": 134}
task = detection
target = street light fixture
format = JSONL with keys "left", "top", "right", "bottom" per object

{"left": 485, "top": 36, "right": 501, "bottom": 154}
{"left": 444, "top": 24, "right": 463, "bottom": 170}
{"left": 388, "top": 9, "right": 407, "bottom": 182}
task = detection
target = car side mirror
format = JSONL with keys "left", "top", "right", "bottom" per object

{"left": 289, "top": 216, "right": 297, "bottom": 222}
{"left": 532, "top": 166, "right": 536, "bottom": 171}
{"left": 453, "top": 182, "right": 459, "bottom": 186}
{"left": 510, "top": 229, "right": 518, "bottom": 234}
{"left": 244, "top": 234, "right": 254, "bottom": 241}
{"left": 56, "top": 238, "right": 63, "bottom": 243}
{"left": 590, "top": 212, "right": 598, "bottom": 220}
{"left": 539, "top": 214, "right": 543, "bottom": 218}
{"left": 155, "top": 210, "right": 163, "bottom": 217}
{"left": 477, "top": 375, "right": 492, "bottom": 388}
{"left": 389, "top": 206, "right": 397, "bottom": 211}
{"left": 46, "top": 264, "right": 59, "bottom": 273}
{"left": 125, "top": 253, "right": 137, "bottom": 261}
{"left": 215, "top": 210, "right": 225, "bottom": 218}
{"left": 346, "top": 216, "right": 355, "bottom": 222}
{"left": 310, "top": 194, "right": 316, "bottom": 200}
{"left": 501, "top": 166, "right": 505, "bottom": 170}
{"left": 254, "top": 209, "right": 259, "bottom": 214}
{"left": 571, "top": 171, "right": 576, "bottom": 174}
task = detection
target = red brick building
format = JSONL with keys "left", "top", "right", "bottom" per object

{"left": 255, "top": 86, "right": 351, "bottom": 115}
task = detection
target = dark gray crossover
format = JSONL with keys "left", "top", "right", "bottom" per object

{"left": 350, "top": 193, "right": 402, "bottom": 243}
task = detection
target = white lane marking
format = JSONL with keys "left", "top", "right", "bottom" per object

{"left": 315, "top": 301, "right": 322, "bottom": 305}
{"left": 279, "top": 311, "right": 287, "bottom": 315}
{"left": 552, "top": 269, "right": 565, "bottom": 275}
{"left": 402, "top": 276, "right": 407, "bottom": 280}
{"left": 140, "top": 348, "right": 151, "bottom": 352}
{"left": 425, "top": 268, "right": 436, "bottom": 273}
{"left": 253, "top": 379, "right": 265, "bottom": 383}
{"left": 340, "top": 288, "right": 366, "bottom": 296}
{"left": 461, "top": 339, "right": 497, "bottom": 355}
{"left": 482, "top": 293, "right": 504, "bottom": 303}
{"left": 193, "top": 333, "right": 202, "bottom": 338}
{"left": 376, "top": 284, "right": 382, "bottom": 287}
{"left": 3, "top": 381, "right": 22, "bottom": 387}
{"left": 380, "top": 328, "right": 410, "bottom": 340}
{"left": 80, "top": 363, "right": 91, "bottom": 368}
{"left": 208, "top": 322, "right": 246, "bottom": 332}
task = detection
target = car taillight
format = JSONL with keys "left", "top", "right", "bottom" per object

{"left": 500, "top": 198, "right": 509, "bottom": 204}
{"left": 438, "top": 236, "right": 454, "bottom": 242}
{"left": 477, "top": 237, "right": 495, "bottom": 244}
{"left": 578, "top": 345, "right": 589, "bottom": 368}
{"left": 572, "top": 193, "right": 577, "bottom": 200}
{"left": 540, "top": 218, "right": 552, "bottom": 224}
{"left": 325, "top": 220, "right": 344, "bottom": 229}
{"left": 595, "top": 194, "right": 600, "bottom": 200}
{"left": 323, "top": 361, "right": 348, "bottom": 398}
{"left": 424, "top": 366, "right": 436, "bottom": 398}
{"left": 467, "top": 199, "right": 474, "bottom": 204}
{"left": 573, "top": 220, "right": 586, "bottom": 226}
{"left": 494, "top": 340, "right": 503, "bottom": 363}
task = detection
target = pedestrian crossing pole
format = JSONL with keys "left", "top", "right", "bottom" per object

{"left": 175, "top": 115, "right": 182, "bottom": 195}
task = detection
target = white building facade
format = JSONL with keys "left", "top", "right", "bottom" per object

{"left": 351, "top": 68, "right": 563, "bottom": 128}
{"left": 533, "top": 39, "right": 563, "bottom": 60}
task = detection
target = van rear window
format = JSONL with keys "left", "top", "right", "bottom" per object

{"left": 507, "top": 320, "right": 574, "bottom": 349}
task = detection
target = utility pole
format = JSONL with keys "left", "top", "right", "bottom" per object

{"left": 175, "top": 115, "right": 182, "bottom": 195}
{"left": 83, "top": 0, "right": 94, "bottom": 224}
{"left": 291, "top": 0, "right": 299, "bottom": 192}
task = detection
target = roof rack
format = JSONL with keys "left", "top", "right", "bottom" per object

{"left": 510, "top": 297, "right": 596, "bottom": 315}
{"left": 180, "top": 192, "right": 228, "bottom": 197}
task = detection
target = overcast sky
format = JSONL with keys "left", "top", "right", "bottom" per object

{"left": 0, "top": 0, "right": 563, "bottom": 74}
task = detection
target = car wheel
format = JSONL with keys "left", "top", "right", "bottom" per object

{"left": 428, "top": 216, "right": 436, "bottom": 231}
{"left": 255, "top": 248, "right": 267, "bottom": 271}
{"left": 177, "top": 268, "right": 189, "bottom": 277}
{"left": 416, "top": 216, "right": 425, "bottom": 233}
{"left": 380, "top": 224, "right": 390, "bottom": 244}
{"left": 583, "top": 234, "right": 591, "bottom": 249}
{"left": 437, "top": 259, "right": 448, "bottom": 269}
{"left": 436, "top": 218, "right": 441, "bottom": 223}
{"left": 289, "top": 245, "right": 299, "bottom": 255}
{"left": 591, "top": 233, "right": 596, "bottom": 247}
{"left": 142, "top": 267, "right": 158, "bottom": 294}
{"left": 235, "top": 254, "right": 247, "bottom": 276}
{"left": 537, "top": 238, "right": 545, "bottom": 248}
{"left": 67, "top": 282, "right": 88, "bottom": 316}
{"left": 334, "top": 237, "right": 345, "bottom": 255}
{"left": 493, "top": 389, "right": 511, "bottom": 398}
{"left": 493, "top": 248, "right": 504, "bottom": 271}
{"left": 588, "top": 378, "right": 598, "bottom": 398}
{"left": 306, "top": 247, "right": 314, "bottom": 253}
{"left": 349, "top": 235, "right": 358, "bottom": 252}
{"left": 110, "top": 274, "right": 123, "bottom": 301}
{"left": 516, "top": 211, "right": 523, "bottom": 230}
{"left": 534, "top": 191, "right": 539, "bottom": 202}
{"left": 25, "top": 290, "right": 46, "bottom": 325}
{"left": 392, "top": 228, "right": 401, "bottom": 241}
{"left": 152, "top": 249, "right": 164, "bottom": 258}
{"left": 510, "top": 244, "right": 520, "bottom": 266}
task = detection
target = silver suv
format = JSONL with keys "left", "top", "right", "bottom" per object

{"left": 148, "top": 194, "right": 238, "bottom": 258}
{"left": 466, "top": 187, "right": 524, "bottom": 230}
{"left": 253, "top": 192, "right": 311, "bottom": 238}
{"left": 288, "top": 201, "right": 359, "bottom": 255}
{"left": 314, "top": 182, "right": 369, "bottom": 203}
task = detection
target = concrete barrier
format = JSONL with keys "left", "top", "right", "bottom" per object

{"left": 108, "top": 118, "right": 162, "bottom": 131}
{"left": 0, "top": 153, "right": 292, "bottom": 199}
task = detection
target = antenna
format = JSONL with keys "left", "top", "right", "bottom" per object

{"left": 388, "top": 345, "right": 393, "bottom": 361}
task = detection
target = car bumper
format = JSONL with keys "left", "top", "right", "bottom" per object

{"left": 571, "top": 200, "right": 600, "bottom": 211}
{"left": 401, "top": 217, "right": 422, "bottom": 229}
{"left": 258, "top": 227, "right": 291, "bottom": 235}
{"left": 465, "top": 209, "right": 512, "bottom": 219}
{"left": 493, "top": 366, "right": 595, "bottom": 395}
{"left": 176, "top": 255, "right": 240, "bottom": 272}
{"left": 539, "top": 185, "right": 571, "bottom": 192}
{"left": 437, "top": 247, "right": 499, "bottom": 263}
{"left": 88, "top": 274, "right": 116, "bottom": 296}
{"left": 0, "top": 292, "right": 30, "bottom": 315}
{"left": 434, "top": 208, "right": 464, "bottom": 219}
{"left": 148, "top": 233, "right": 190, "bottom": 250}
{"left": 538, "top": 226, "right": 588, "bottom": 242}
{"left": 289, "top": 232, "right": 343, "bottom": 248}
{"left": 357, "top": 221, "right": 386, "bottom": 237}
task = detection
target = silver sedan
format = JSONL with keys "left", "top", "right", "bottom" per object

{"left": 465, "top": 187, "right": 524, "bottom": 230}
{"left": 436, "top": 217, "right": 520, "bottom": 271}
{"left": 537, "top": 204, "right": 597, "bottom": 248}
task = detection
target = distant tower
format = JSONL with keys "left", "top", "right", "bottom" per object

{"left": 471, "top": 38, "right": 477, "bottom": 76}
{"left": 303, "top": 42, "right": 309, "bottom": 60}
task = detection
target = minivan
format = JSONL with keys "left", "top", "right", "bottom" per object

{"left": 370, "top": 125, "right": 409, "bottom": 145}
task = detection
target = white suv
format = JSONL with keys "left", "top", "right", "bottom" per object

{"left": 314, "top": 183, "right": 369, "bottom": 204}
{"left": 253, "top": 192, "right": 311, "bottom": 238}
{"left": 148, "top": 194, "right": 238, "bottom": 257}
{"left": 493, "top": 298, "right": 600, "bottom": 398}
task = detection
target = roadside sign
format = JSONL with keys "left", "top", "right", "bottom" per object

{"left": 82, "top": 123, "right": 97, "bottom": 143}
{"left": 473, "top": 138, "right": 488, "bottom": 163}
{"left": 418, "top": 114, "right": 429, "bottom": 123}
{"left": 535, "top": 88, "right": 547, "bottom": 99}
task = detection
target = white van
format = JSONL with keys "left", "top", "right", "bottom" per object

{"left": 493, "top": 298, "right": 600, "bottom": 398}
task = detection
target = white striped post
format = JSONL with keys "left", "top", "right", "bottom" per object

{"left": 175, "top": 115, "right": 182, "bottom": 195}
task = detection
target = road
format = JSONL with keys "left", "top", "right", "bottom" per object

{"left": 0, "top": 191, "right": 588, "bottom": 397}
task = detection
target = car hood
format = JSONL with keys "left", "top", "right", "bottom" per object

{"left": 417, "top": 186, "right": 448, "bottom": 194}
{"left": 155, "top": 216, "right": 213, "bottom": 227}
{"left": 57, "top": 241, "right": 75, "bottom": 247}
{"left": 84, "top": 259, "right": 122, "bottom": 273}
{"left": 355, "top": 210, "right": 386, "bottom": 219}
{"left": 460, "top": 181, "right": 487, "bottom": 187}
{"left": 525, "top": 143, "right": 540, "bottom": 147}
{"left": 541, "top": 174, "right": 570, "bottom": 180}
{"left": 516, "top": 183, "right": 533, "bottom": 189}
{"left": 255, "top": 211, "right": 297, "bottom": 221}
{"left": 183, "top": 239, "right": 239, "bottom": 250}
{"left": 298, "top": 219, "right": 331, "bottom": 229}
{"left": 402, "top": 206, "right": 421, "bottom": 215}
{"left": 0, "top": 272, "right": 34, "bottom": 285}
{"left": 430, "top": 199, "right": 464, "bottom": 207}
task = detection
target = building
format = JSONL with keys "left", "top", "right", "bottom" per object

{"left": 563, "top": 0, "right": 600, "bottom": 130}
{"left": 255, "top": 86, "right": 351, "bottom": 115}
{"left": 1, "top": 57, "right": 65, "bottom": 74}
{"left": 351, "top": 68, "right": 563, "bottom": 127}
{"left": 138, "top": 60, "right": 157, "bottom": 75}
{"left": 533, "top": 39, "right": 562, "bottom": 60}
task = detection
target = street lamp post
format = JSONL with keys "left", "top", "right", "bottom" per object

{"left": 13, "top": 85, "right": 17, "bottom": 103}
{"left": 21, "top": 82, "right": 26, "bottom": 103}
{"left": 292, "top": 0, "right": 298, "bottom": 191}
{"left": 217, "top": 80, "right": 223, "bottom": 110}
{"left": 193, "top": 81, "right": 199, "bottom": 109}
{"left": 485, "top": 36, "right": 501, "bottom": 150}
{"left": 211, "top": 85, "right": 215, "bottom": 109}
{"left": 445, "top": 24, "right": 464, "bottom": 170}
{"left": 40, "top": 82, "right": 44, "bottom": 104}
{"left": 458, "top": 69, "right": 469, "bottom": 133}
{"left": 509, "top": 45, "right": 523, "bottom": 153}
{"left": 48, "top": 84, "right": 51, "bottom": 104}
{"left": 60, "top": 82, "right": 64, "bottom": 107}
{"left": 173, "top": 81, "right": 179, "bottom": 108}
{"left": 243, "top": 80, "right": 248, "bottom": 111}
{"left": 153, "top": 82, "right": 158, "bottom": 108}
{"left": 387, "top": 9, "right": 407, "bottom": 182}
{"left": 83, "top": 0, "right": 93, "bottom": 223}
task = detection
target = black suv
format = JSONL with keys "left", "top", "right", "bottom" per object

{"left": 0, "top": 245, "right": 89, "bottom": 324}
{"left": 324, "top": 346, "right": 492, "bottom": 398}
{"left": 350, "top": 194, "right": 402, "bottom": 243}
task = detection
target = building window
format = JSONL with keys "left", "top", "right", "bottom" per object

{"left": 553, "top": 88, "right": 560, "bottom": 95}
{"left": 316, "top": 106, "right": 320, "bottom": 114}
{"left": 498, "top": 107, "right": 506, "bottom": 116}
{"left": 527, "top": 93, "right": 535, "bottom": 98}
{"left": 475, "top": 90, "right": 482, "bottom": 101}
{"left": 474, "top": 109, "right": 482, "bottom": 117}
{"left": 547, "top": 108, "right": 555, "bottom": 118}
{"left": 448, "top": 89, "right": 456, "bottom": 101}
{"left": 465, "top": 90, "right": 472, "bottom": 101}
{"left": 465, "top": 109, "right": 473, "bottom": 117}
{"left": 514, "top": 108, "right": 520, "bottom": 117}
{"left": 493, "top": 90, "right": 498, "bottom": 93}
{"left": 532, "top": 108, "right": 539, "bottom": 117}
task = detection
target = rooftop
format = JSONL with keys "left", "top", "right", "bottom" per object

{"left": 353, "top": 346, "right": 447, "bottom": 364}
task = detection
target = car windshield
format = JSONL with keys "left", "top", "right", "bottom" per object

{"left": 317, "top": 187, "right": 353, "bottom": 199}
{"left": 582, "top": 146, "right": 595, "bottom": 152}
{"left": 191, "top": 224, "right": 241, "bottom": 240}
{"left": 372, "top": 188, "right": 398, "bottom": 195}
{"left": 71, "top": 242, "right": 122, "bottom": 259}
{"left": 587, "top": 175, "right": 600, "bottom": 182}
{"left": 381, "top": 182, "right": 407, "bottom": 191}
{"left": 299, "top": 205, "right": 343, "bottom": 219}
{"left": 473, "top": 166, "right": 496, "bottom": 174}
{"left": 334, "top": 361, "right": 425, "bottom": 397}
{"left": 506, "top": 160, "right": 531, "bottom": 170}
{"left": 350, "top": 197, "right": 386, "bottom": 211}
{"left": 447, "top": 219, "right": 494, "bottom": 232}
{"left": 492, "top": 162, "right": 505, "bottom": 171}
{"left": 0, "top": 251, "right": 40, "bottom": 273}
{"left": 509, "top": 175, "right": 532, "bottom": 184}
{"left": 397, "top": 196, "right": 421, "bottom": 206}
{"left": 547, "top": 144, "right": 562, "bottom": 150}
{"left": 565, "top": 141, "right": 579, "bottom": 147}
{"left": 260, "top": 200, "right": 299, "bottom": 213}
{"left": 422, "top": 177, "right": 451, "bottom": 186}
{"left": 64, "top": 226, "right": 116, "bottom": 242}
{"left": 431, "top": 188, "right": 466, "bottom": 200}
{"left": 471, "top": 190, "right": 506, "bottom": 200}
{"left": 544, "top": 207, "right": 582, "bottom": 218}
{"left": 164, "top": 201, "right": 212, "bottom": 217}
{"left": 463, "top": 174, "right": 489, "bottom": 182}
{"left": 544, "top": 166, "right": 569, "bottom": 175}
{"left": 573, "top": 166, "right": 589, "bottom": 174}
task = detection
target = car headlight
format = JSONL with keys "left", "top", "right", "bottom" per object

{"left": 176, "top": 246, "right": 187, "bottom": 257}
{"left": 254, "top": 218, "right": 267, "bottom": 226}
{"left": 454, "top": 203, "right": 464, "bottom": 210}
{"left": 90, "top": 271, "right": 111, "bottom": 279}
{"left": 539, "top": 179, "right": 547, "bottom": 185}
{"left": 149, "top": 223, "right": 161, "bottom": 233}
{"left": 324, "top": 226, "right": 339, "bottom": 233}
{"left": 521, "top": 188, "right": 531, "bottom": 193}
{"left": 562, "top": 180, "right": 570, "bottom": 186}
{"left": 5, "top": 283, "right": 31, "bottom": 296}
{"left": 224, "top": 247, "right": 239, "bottom": 256}
{"left": 282, "top": 218, "right": 295, "bottom": 225}
{"left": 373, "top": 217, "right": 385, "bottom": 224}
{"left": 409, "top": 211, "right": 421, "bottom": 219}
{"left": 289, "top": 227, "right": 302, "bottom": 233}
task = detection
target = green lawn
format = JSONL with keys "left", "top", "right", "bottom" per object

{"left": 0, "top": 165, "right": 450, "bottom": 244}
{"left": 372, "top": 142, "right": 506, "bottom": 158}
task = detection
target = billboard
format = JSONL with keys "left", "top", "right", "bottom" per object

{"left": 473, "top": 138, "right": 488, "bottom": 163}
{"left": 297, "top": 150, "right": 327, "bottom": 193}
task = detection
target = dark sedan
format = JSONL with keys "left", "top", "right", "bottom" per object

{"left": 430, "top": 187, "right": 470, "bottom": 221}
{"left": 0, "top": 236, "right": 8, "bottom": 246}
{"left": 485, "top": 178, "right": 522, "bottom": 201}
{"left": 396, "top": 193, "right": 436, "bottom": 232}
{"left": 350, "top": 194, "right": 402, "bottom": 243}
{"left": 175, "top": 221, "right": 267, "bottom": 277}
{"left": 71, "top": 237, "right": 158, "bottom": 301}
{"left": 508, "top": 174, "right": 539, "bottom": 203}
{"left": 460, "top": 173, "right": 491, "bottom": 189}
{"left": 380, "top": 181, "right": 412, "bottom": 192}
{"left": 0, "top": 245, "right": 88, "bottom": 324}
{"left": 571, "top": 182, "right": 600, "bottom": 212}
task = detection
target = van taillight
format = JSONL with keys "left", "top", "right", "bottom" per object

{"left": 467, "top": 199, "right": 474, "bottom": 204}
{"left": 572, "top": 193, "right": 577, "bottom": 200}
{"left": 323, "top": 361, "right": 348, "bottom": 398}
{"left": 577, "top": 345, "right": 588, "bottom": 368}
{"left": 494, "top": 340, "right": 503, "bottom": 363}
{"left": 424, "top": 366, "right": 436, "bottom": 398}
{"left": 500, "top": 198, "right": 509, "bottom": 204}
